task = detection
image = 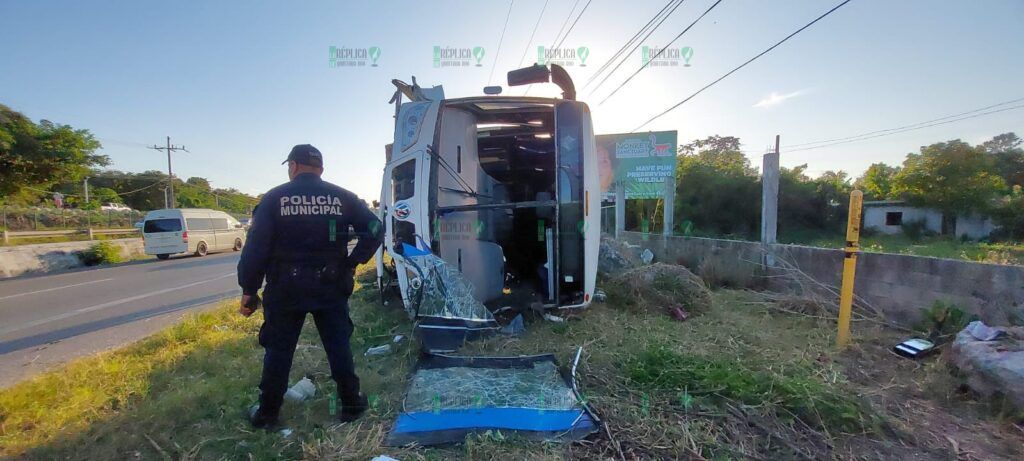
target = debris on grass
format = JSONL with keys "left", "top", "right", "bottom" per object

{"left": 365, "top": 344, "right": 393, "bottom": 356}
{"left": 606, "top": 263, "right": 712, "bottom": 315}
{"left": 284, "top": 376, "right": 316, "bottom": 402}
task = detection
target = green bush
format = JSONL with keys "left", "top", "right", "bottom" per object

{"left": 78, "top": 241, "right": 124, "bottom": 266}
{"left": 918, "top": 300, "right": 975, "bottom": 342}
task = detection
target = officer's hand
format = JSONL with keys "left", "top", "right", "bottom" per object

{"left": 239, "top": 295, "right": 256, "bottom": 317}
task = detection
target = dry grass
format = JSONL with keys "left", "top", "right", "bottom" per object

{"left": 1, "top": 265, "right": 1022, "bottom": 460}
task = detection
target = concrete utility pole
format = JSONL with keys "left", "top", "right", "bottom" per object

{"left": 148, "top": 136, "right": 189, "bottom": 209}
{"left": 615, "top": 182, "right": 625, "bottom": 239}
{"left": 663, "top": 173, "right": 675, "bottom": 236}
{"left": 761, "top": 135, "right": 780, "bottom": 246}
{"left": 83, "top": 177, "right": 90, "bottom": 203}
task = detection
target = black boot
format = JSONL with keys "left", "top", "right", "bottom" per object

{"left": 248, "top": 403, "right": 279, "bottom": 429}
{"left": 339, "top": 393, "right": 369, "bottom": 423}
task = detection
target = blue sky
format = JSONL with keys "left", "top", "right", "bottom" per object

{"left": 2, "top": 0, "right": 1022, "bottom": 200}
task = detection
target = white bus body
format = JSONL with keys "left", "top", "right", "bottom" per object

{"left": 377, "top": 65, "right": 600, "bottom": 315}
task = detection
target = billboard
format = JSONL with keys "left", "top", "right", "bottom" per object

{"left": 597, "top": 131, "right": 677, "bottom": 199}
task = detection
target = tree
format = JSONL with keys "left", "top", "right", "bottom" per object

{"left": 855, "top": 163, "right": 900, "bottom": 200}
{"left": 186, "top": 177, "right": 211, "bottom": 189}
{"left": 982, "top": 132, "right": 1024, "bottom": 188}
{"left": 0, "top": 104, "right": 108, "bottom": 202}
{"left": 891, "top": 140, "right": 1006, "bottom": 233}
{"left": 673, "top": 136, "right": 761, "bottom": 238}
{"left": 991, "top": 185, "right": 1024, "bottom": 240}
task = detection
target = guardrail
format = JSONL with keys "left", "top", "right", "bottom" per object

{"left": 2, "top": 228, "right": 139, "bottom": 244}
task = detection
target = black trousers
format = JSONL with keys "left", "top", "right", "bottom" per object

{"left": 257, "top": 298, "right": 360, "bottom": 413}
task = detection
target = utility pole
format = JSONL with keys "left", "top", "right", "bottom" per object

{"left": 148, "top": 136, "right": 188, "bottom": 208}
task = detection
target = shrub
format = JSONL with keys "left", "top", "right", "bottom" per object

{"left": 901, "top": 219, "right": 930, "bottom": 241}
{"left": 78, "top": 241, "right": 124, "bottom": 266}
{"left": 918, "top": 300, "right": 975, "bottom": 342}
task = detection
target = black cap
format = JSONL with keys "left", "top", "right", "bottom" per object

{"left": 283, "top": 144, "right": 323, "bottom": 167}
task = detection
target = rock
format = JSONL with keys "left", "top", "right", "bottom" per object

{"left": 598, "top": 234, "right": 642, "bottom": 275}
{"left": 950, "top": 325, "right": 1024, "bottom": 409}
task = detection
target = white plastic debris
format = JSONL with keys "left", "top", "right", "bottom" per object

{"left": 371, "top": 456, "right": 399, "bottom": 461}
{"left": 543, "top": 313, "right": 566, "bottom": 323}
{"left": 365, "top": 344, "right": 393, "bottom": 356}
{"left": 392, "top": 335, "right": 405, "bottom": 343}
{"left": 284, "top": 377, "right": 316, "bottom": 402}
{"left": 641, "top": 249, "right": 655, "bottom": 265}
{"left": 965, "top": 320, "right": 1006, "bottom": 341}
{"left": 279, "top": 428, "right": 293, "bottom": 437}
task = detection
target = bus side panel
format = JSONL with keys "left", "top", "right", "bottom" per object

{"left": 581, "top": 103, "right": 599, "bottom": 305}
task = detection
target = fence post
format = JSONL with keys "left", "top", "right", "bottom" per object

{"left": 836, "top": 190, "right": 864, "bottom": 348}
{"left": 33, "top": 210, "right": 38, "bottom": 230}
{"left": 88, "top": 228, "right": 95, "bottom": 240}
{"left": 2, "top": 230, "right": 8, "bottom": 245}
{"left": 61, "top": 208, "right": 66, "bottom": 228}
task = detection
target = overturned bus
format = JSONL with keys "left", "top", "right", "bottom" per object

{"left": 375, "top": 64, "right": 600, "bottom": 350}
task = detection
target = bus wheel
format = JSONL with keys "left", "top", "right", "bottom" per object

{"left": 157, "top": 254, "right": 170, "bottom": 260}
{"left": 233, "top": 238, "right": 243, "bottom": 251}
{"left": 195, "top": 242, "right": 208, "bottom": 257}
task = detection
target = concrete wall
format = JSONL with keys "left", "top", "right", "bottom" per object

{"left": 620, "top": 232, "right": 1024, "bottom": 326}
{"left": 956, "top": 214, "right": 997, "bottom": 240}
{"left": 863, "top": 205, "right": 942, "bottom": 235}
{"left": 0, "top": 238, "right": 144, "bottom": 279}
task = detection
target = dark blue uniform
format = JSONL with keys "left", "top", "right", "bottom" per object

{"left": 238, "top": 172, "right": 382, "bottom": 418}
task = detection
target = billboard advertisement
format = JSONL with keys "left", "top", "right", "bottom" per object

{"left": 597, "top": 131, "right": 677, "bottom": 200}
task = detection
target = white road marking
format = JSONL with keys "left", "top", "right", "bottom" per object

{"left": 0, "top": 272, "right": 236, "bottom": 336}
{"left": 0, "top": 278, "right": 116, "bottom": 301}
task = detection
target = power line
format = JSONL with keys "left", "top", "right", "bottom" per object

{"left": 783, "top": 96, "right": 1024, "bottom": 149}
{"left": 525, "top": 0, "right": 582, "bottom": 96}
{"left": 632, "top": 0, "right": 854, "bottom": 132}
{"left": 582, "top": 0, "right": 679, "bottom": 90}
{"left": 586, "top": 0, "right": 688, "bottom": 95}
{"left": 516, "top": 0, "right": 550, "bottom": 68}
{"left": 551, "top": 0, "right": 594, "bottom": 52}
{"left": 598, "top": 0, "right": 723, "bottom": 105}
{"left": 784, "top": 103, "right": 1024, "bottom": 153}
{"left": 488, "top": 0, "right": 516, "bottom": 86}
{"left": 548, "top": 0, "right": 583, "bottom": 51}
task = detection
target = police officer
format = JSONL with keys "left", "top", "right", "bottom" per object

{"left": 238, "top": 144, "right": 383, "bottom": 428}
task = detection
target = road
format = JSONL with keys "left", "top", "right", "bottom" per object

{"left": 0, "top": 252, "right": 242, "bottom": 388}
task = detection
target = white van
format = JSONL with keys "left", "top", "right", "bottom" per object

{"left": 142, "top": 208, "right": 246, "bottom": 260}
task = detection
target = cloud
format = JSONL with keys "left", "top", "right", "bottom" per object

{"left": 753, "top": 89, "right": 807, "bottom": 108}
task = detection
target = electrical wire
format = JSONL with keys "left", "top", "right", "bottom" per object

{"left": 784, "top": 103, "right": 1024, "bottom": 153}
{"left": 582, "top": 0, "right": 679, "bottom": 90}
{"left": 525, "top": 0, "right": 582, "bottom": 95}
{"left": 598, "top": 0, "right": 723, "bottom": 105}
{"left": 783, "top": 96, "right": 1024, "bottom": 149}
{"left": 516, "top": 0, "right": 550, "bottom": 68}
{"left": 551, "top": 0, "right": 594, "bottom": 52}
{"left": 488, "top": 0, "right": 517, "bottom": 86}
{"left": 586, "top": 0, "right": 688, "bottom": 96}
{"left": 632, "top": 0, "right": 854, "bottom": 132}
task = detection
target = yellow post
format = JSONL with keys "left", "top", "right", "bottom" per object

{"left": 837, "top": 190, "right": 863, "bottom": 348}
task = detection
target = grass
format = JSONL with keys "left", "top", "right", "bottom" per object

{"left": 0, "top": 233, "right": 138, "bottom": 247}
{"left": 1, "top": 267, "right": 1022, "bottom": 460}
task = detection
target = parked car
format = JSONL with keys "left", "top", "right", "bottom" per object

{"left": 100, "top": 203, "right": 132, "bottom": 211}
{"left": 142, "top": 208, "right": 246, "bottom": 260}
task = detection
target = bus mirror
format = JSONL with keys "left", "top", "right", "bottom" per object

{"left": 507, "top": 64, "right": 550, "bottom": 87}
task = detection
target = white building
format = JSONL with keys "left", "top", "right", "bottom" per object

{"left": 862, "top": 200, "right": 996, "bottom": 240}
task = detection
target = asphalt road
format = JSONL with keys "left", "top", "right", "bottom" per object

{"left": 0, "top": 251, "right": 243, "bottom": 387}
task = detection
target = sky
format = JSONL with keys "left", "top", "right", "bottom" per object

{"left": 2, "top": 0, "right": 1022, "bottom": 200}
